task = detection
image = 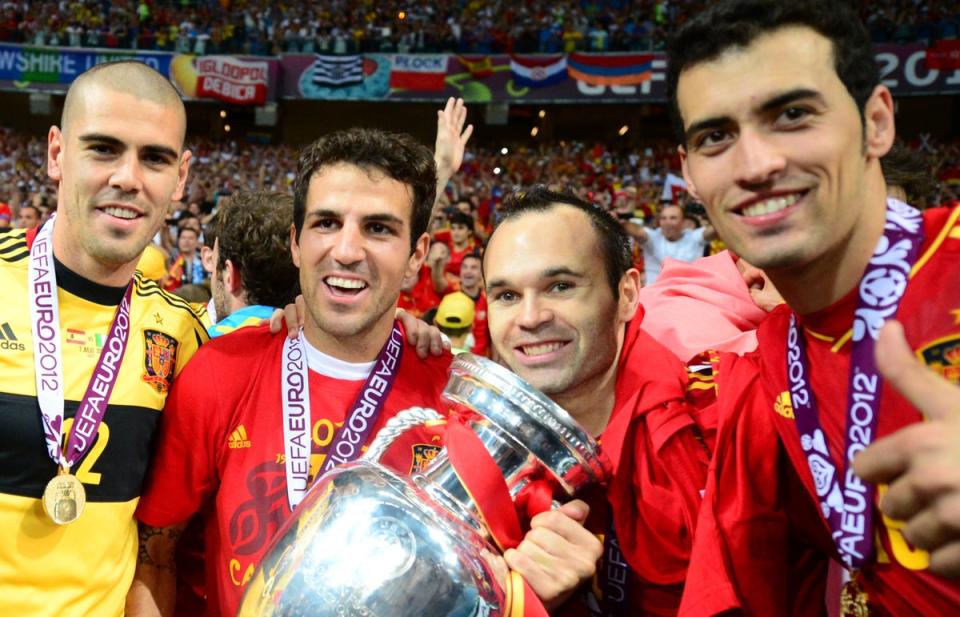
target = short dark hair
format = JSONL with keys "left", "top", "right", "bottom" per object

{"left": 666, "top": 0, "right": 878, "bottom": 145}
{"left": 449, "top": 211, "right": 474, "bottom": 229}
{"left": 292, "top": 128, "right": 437, "bottom": 252}
{"left": 461, "top": 251, "right": 482, "bottom": 265}
{"left": 215, "top": 191, "right": 300, "bottom": 309}
{"left": 881, "top": 142, "right": 935, "bottom": 204}
{"left": 491, "top": 187, "right": 633, "bottom": 300}
{"left": 177, "top": 226, "right": 198, "bottom": 239}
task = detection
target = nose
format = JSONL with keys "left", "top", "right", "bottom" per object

{"left": 732, "top": 128, "right": 786, "bottom": 188}
{"left": 516, "top": 293, "right": 553, "bottom": 331}
{"left": 330, "top": 220, "right": 365, "bottom": 266}
{"left": 110, "top": 151, "right": 144, "bottom": 194}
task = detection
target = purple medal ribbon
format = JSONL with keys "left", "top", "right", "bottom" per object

{"left": 29, "top": 214, "right": 134, "bottom": 470}
{"left": 786, "top": 198, "right": 924, "bottom": 569}
{"left": 281, "top": 322, "right": 404, "bottom": 511}
{"left": 600, "top": 518, "right": 631, "bottom": 617}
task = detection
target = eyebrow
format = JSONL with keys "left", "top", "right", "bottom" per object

{"left": 485, "top": 266, "right": 586, "bottom": 292}
{"left": 79, "top": 133, "right": 179, "bottom": 160}
{"left": 306, "top": 209, "right": 406, "bottom": 227}
{"left": 683, "top": 87, "right": 825, "bottom": 145}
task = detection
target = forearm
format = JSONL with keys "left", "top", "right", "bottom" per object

{"left": 126, "top": 522, "right": 185, "bottom": 617}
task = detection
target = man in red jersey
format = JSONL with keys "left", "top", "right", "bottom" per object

{"left": 128, "top": 129, "right": 599, "bottom": 617}
{"left": 483, "top": 187, "right": 713, "bottom": 616}
{"left": 667, "top": 1, "right": 960, "bottom": 614}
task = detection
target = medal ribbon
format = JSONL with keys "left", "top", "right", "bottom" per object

{"left": 786, "top": 198, "right": 924, "bottom": 569}
{"left": 28, "top": 214, "right": 134, "bottom": 469}
{"left": 280, "top": 322, "right": 404, "bottom": 511}
{"left": 601, "top": 521, "right": 632, "bottom": 617}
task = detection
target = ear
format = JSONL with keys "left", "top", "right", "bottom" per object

{"left": 171, "top": 149, "right": 192, "bottom": 202}
{"left": 47, "top": 125, "right": 64, "bottom": 182}
{"left": 617, "top": 268, "right": 642, "bottom": 323}
{"left": 290, "top": 224, "right": 301, "bottom": 268}
{"left": 863, "top": 85, "right": 895, "bottom": 160}
{"left": 223, "top": 259, "right": 243, "bottom": 294}
{"left": 405, "top": 232, "right": 430, "bottom": 280}
{"left": 678, "top": 144, "right": 703, "bottom": 203}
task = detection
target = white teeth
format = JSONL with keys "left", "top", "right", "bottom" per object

{"left": 103, "top": 206, "right": 138, "bottom": 220}
{"left": 325, "top": 276, "right": 366, "bottom": 289}
{"left": 741, "top": 193, "right": 801, "bottom": 218}
{"left": 521, "top": 342, "right": 564, "bottom": 356}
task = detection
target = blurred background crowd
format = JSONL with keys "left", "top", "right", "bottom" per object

{"left": 1, "top": 0, "right": 957, "bottom": 55}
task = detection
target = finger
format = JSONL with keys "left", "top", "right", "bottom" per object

{"left": 881, "top": 470, "right": 933, "bottom": 522}
{"left": 529, "top": 507, "right": 598, "bottom": 549}
{"left": 282, "top": 304, "right": 299, "bottom": 339}
{"left": 268, "top": 308, "right": 284, "bottom": 334}
{"left": 415, "top": 324, "right": 431, "bottom": 359}
{"left": 514, "top": 528, "right": 568, "bottom": 567}
{"left": 556, "top": 499, "right": 589, "bottom": 523}
{"left": 503, "top": 548, "right": 549, "bottom": 589}
{"left": 880, "top": 445, "right": 960, "bottom": 519}
{"left": 930, "top": 541, "right": 960, "bottom": 578}
{"left": 429, "top": 330, "right": 443, "bottom": 356}
{"left": 461, "top": 124, "right": 474, "bottom": 143}
{"left": 902, "top": 493, "right": 960, "bottom": 552}
{"left": 853, "top": 423, "right": 920, "bottom": 484}
{"left": 504, "top": 547, "right": 582, "bottom": 609}
{"left": 877, "top": 320, "right": 955, "bottom": 421}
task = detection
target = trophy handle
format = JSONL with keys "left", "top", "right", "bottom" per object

{"left": 362, "top": 406, "right": 443, "bottom": 463}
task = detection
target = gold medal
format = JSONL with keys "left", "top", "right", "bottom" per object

{"left": 840, "top": 574, "right": 870, "bottom": 617}
{"left": 42, "top": 467, "right": 85, "bottom": 525}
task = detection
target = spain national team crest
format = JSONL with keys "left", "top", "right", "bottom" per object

{"left": 142, "top": 329, "right": 178, "bottom": 393}
{"left": 410, "top": 444, "right": 442, "bottom": 473}
{"left": 917, "top": 334, "right": 960, "bottom": 385}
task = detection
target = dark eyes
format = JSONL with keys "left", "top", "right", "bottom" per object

{"left": 778, "top": 106, "right": 811, "bottom": 124}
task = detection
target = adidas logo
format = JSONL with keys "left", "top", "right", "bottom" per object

{"left": 0, "top": 323, "right": 25, "bottom": 352}
{"left": 228, "top": 425, "right": 252, "bottom": 449}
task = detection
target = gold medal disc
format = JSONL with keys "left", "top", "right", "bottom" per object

{"left": 840, "top": 576, "right": 870, "bottom": 617}
{"left": 42, "top": 469, "right": 86, "bottom": 525}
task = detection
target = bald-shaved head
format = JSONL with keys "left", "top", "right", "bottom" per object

{"left": 61, "top": 60, "right": 186, "bottom": 148}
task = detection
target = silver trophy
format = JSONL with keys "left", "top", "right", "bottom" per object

{"left": 238, "top": 353, "right": 606, "bottom": 617}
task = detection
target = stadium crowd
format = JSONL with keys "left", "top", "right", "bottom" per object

{"left": 3, "top": 2, "right": 960, "bottom": 616}
{"left": 2, "top": 118, "right": 958, "bottom": 317}
{"left": 1, "top": 0, "right": 958, "bottom": 55}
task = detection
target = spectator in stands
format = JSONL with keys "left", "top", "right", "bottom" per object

{"left": 433, "top": 210, "right": 480, "bottom": 278}
{"left": 0, "top": 202, "right": 10, "bottom": 229}
{"left": 16, "top": 203, "right": 41, "bottom": 229}
{"left": 207, "top": 191, "right": 299, "bottom": 338}
{"left": 626, "top": 203, "right": 716, "bottom": 284}
{"left": 435, "top": 291, "right": 475, "bottom": 354}
{"left": 164, "top": 225, "right": 207, "bottom": 291}
{"left": 458, "top": 252, "right": 490, "bottom": 357}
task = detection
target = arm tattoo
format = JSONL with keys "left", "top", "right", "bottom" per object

{"left": 137, "top": 522, "right": 183, "bottom": 574}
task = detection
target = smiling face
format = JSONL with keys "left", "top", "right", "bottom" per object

{"left": 47, "top": 82, "right": 190, "bottom": 286}
{"left": 677, "top": 26, "right": 893, "bottom": 274}
{"left": 291, "top": 163, "right": 428, "bottom": 361}
{"left": 658, "top": 204, "right": 684, "bottom": 241}
{"left": 484, "top": 205, "right": 636, "bottom": 400}
{"left": 459, "top": 254, "right": 482, "bottom": 291}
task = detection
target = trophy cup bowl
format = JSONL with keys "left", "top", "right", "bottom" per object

{"left": 239, "top": 354, "right": 604, "bottom": 617}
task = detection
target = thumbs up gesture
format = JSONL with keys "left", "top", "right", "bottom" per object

{"left": 853, "top": 320, "right": 960, "bottom": 577}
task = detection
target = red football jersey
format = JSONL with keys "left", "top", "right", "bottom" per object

{"left": 434, "top": 228, "right": 479, "bottom": 277}
{"left": 682, "top": 205, "right": 960, "bottom": 615}
{"left": 561, "top": 314, "right": 714, "bottom": 617}
{"left": 137, "top": 325, "right": 452, "bottom": 617}
{"left": 467, "top": 288, "right": 490, "bottom": 357}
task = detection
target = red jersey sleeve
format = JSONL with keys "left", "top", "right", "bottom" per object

{"left": 137, "top": 345, "right": 228, "bottom": 527}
